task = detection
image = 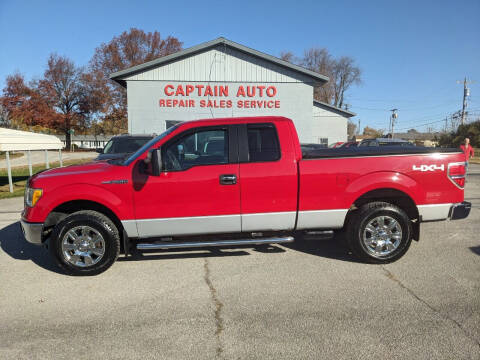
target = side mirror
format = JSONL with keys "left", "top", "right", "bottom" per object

{"left": 96, "top": 148, "right": 104, "bottom": 154}
{"left": 151, "top": 148, "right": 162, "bottom": 176}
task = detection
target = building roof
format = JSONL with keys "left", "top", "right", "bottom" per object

{"left": 55, "top": 134, "right": 112, "bottom": 141}
{"left": 313, "top": 100, "right": 356, "bottom": 117}
{"left": 110, "top": 37, "right": 330, "bottom": 87}
{"left": 0, "top": 128, "right": 63, "bottom": 151}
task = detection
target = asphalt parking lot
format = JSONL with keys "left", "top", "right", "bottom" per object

{"left": 0, "top": 166, "right": 479, "bottom": 359}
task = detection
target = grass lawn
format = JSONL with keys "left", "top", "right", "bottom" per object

{"left": 0, "top": 158, "right": 92, "bottom": 199}
{"left": 0, "top": 152, "right": 24, "bottom": 160}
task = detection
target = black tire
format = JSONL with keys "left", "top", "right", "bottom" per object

{"left": 346, "top": 202, "right": 413, "bottom": 264}
{"left": 49, "top": 210, "right": 120, "bottom": 275}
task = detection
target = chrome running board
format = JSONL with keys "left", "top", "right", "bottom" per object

{"left": 136, "top": 236, "right": 294, "bottom": 250}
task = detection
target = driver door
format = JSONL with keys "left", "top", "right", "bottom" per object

{"left": 132, "top": 125, "right": 241, "bottom": 238}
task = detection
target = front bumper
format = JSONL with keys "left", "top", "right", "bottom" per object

{"left": 449, "top": 201, "right": 471, "bottom": 220}
{"left": 20, "top": 219, "right": 44, "bottom": 245}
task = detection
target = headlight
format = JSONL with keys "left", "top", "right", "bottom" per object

{"left": 25, "top": 187, "right": 43, "bottom": 207}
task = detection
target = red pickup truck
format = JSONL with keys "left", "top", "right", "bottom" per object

{"left": 21, "top": 117, "right": 471, "bottom": 275}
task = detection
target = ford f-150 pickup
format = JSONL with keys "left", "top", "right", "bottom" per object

{"left": 21, "top": 116, "right": 471, "bottom": 275}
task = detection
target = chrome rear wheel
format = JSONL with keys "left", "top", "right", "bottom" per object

{"left": 362, "top": 215, "right": 402, "bottom": 257}
{"left": 346, "top": 202, "right": 413, "bottom": 264}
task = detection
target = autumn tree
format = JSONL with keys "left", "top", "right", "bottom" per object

{"left": 347, "top": 120, "right": 357, "bottom": 138}
{"left": 89, "top": 28, "right": 182, "bottom": 133}
{"left": 363, "top": 126, "right": 384, "bottom": 138}
{"left": 1, "top": 73, "right": 59, "bottom": 130}
{"left": 282, "top": 47, "right": 361, "bottom": 107}
{"left": 38, "top": 54, "right": 101, "bottom": 148}
{"left": 0, "top": 104, "right": 8, "bottom": 127}
{"left": 280, "top": 51, "right": 296, "bottom": 63}
{"left": 301, "top": 48, "right": 335, "bottom": 103}
{"left": 331, "top": 56, "right": 361, "bottom": 108}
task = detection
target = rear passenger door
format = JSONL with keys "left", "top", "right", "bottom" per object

{"left": 238, "top": 123, "right": 298, "bottom": 232}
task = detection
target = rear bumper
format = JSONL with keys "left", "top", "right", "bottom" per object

{"left": 418, "top": 202, "right": 471, "bottom": 222}
{"left": 449, "top": 201, "right": 471, "bottom": 220}
{"left": 20, "top": 219, "right": 44, "bottom": 245}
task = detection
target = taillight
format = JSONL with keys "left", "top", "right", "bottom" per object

{"left": 448, "top": 162, "right": 466, "bottom": 188}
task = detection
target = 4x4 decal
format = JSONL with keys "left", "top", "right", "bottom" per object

{"left": 412, "top": 164, "right": 445, "bottom": 172}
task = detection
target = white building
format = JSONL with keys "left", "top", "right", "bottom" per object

{"left": 110, "top": 37, "right": 355, "bottom": 144}
{"left": 55, "top": 134, "right": 110, "bottom": 149}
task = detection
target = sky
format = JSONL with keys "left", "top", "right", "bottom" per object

{"left": 1, "top": 0, "right": 479, "bottom": 133}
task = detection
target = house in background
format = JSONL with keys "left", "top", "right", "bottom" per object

{"left": 54, "top": 134, "right": 111, "bottom": 149}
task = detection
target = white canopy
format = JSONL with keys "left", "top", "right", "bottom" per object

{"left": 0, "top": 128, "right": 63, "bottom": 151}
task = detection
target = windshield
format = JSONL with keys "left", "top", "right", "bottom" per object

{"left": 103, "top": 137, "right": 152, "bottom": 154}
{"left": 103, "top": 139, "right": 114, "bottom": 153}
{"left": 122, "top": 125, "right": 180, "bottom": 166}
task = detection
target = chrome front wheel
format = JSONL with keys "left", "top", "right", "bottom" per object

{"left": 62, "top": 225, "right": 106, "bottom": 267}
{"left": 50, "top": 210, "right": 120, "bottom": 275}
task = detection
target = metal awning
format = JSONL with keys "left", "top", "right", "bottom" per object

{"left": 0, "top": 128, "right": 64, "bottom": 193}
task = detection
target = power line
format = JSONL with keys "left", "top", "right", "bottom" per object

{"left": 395, "top": 119, "right": 446, "bottom": 131}
{"left": 351, "top": 105, "right": 390, "bottom": 111}
{"left": 351, "top": 100, "right": 459, "bottom": 113}
{"left": 397, "top": 100, "right": 460, "bottom": 112}
{"left": 347, "top": 86, "right": 457, "bottom": 104}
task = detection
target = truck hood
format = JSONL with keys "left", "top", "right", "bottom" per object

{"left": 33, "top": 161, "right": 113, "bottom": 179}
{"left": 28, "top": 161, "right": 128, "bottom": 190}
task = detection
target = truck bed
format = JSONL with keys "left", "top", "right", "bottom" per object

{"left": 302, "top": 146, "right": 462, "bottom": 159}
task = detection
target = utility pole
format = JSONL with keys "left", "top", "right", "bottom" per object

{"left": 358, "top": 119, "right": 361, "bottom": 135}
{"left": 390, "top": 109, "right": 398, "bottom": 138}
{"left": 444, "top": 117, "right": 448, "bottom": 133}
{"left": 451, "top": 110, "right": 462, "bottom": 131}
{"left": 457, "top": 77, "right": 475, "bottom": 125}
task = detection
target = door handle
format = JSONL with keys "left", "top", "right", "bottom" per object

{"left": 219, "top": 174, "right": 237, "bottom": 185}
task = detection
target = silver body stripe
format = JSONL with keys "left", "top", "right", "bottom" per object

{"left": 121, "top": 205, "right": 462, "bottom": 237}
{"left": 241, "top": 211, "right": 296, "bottom": 232}
{"left": 121, "top": 204, "right": 456, "bottom": 238}
{"left": 130, "top": 214, "right": 241, "bottom": 238}
{"left": 417, "top": 203, "right": 452, "bottom": 221}
{"left": 296, "top": 209, "right": 349, "bottom": 230}
{"left": 121, "top": 220, "right": 139, "bottom": 238}
{"left": 122, "top": 209, "right": 350, "bottom": 238}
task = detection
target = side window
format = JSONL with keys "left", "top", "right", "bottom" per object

{"left": 166, "top": 120, "right": 183, "bottom": 129}
{"left": 247, "top": 124, "right": 280, "bottom": 162}
{"left": 163, "top": 129, "right": 229, "bottom": 171}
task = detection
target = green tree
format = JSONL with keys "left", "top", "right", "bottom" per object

{"left": 437, "top": 120, "right": 480, "bottom": 147}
